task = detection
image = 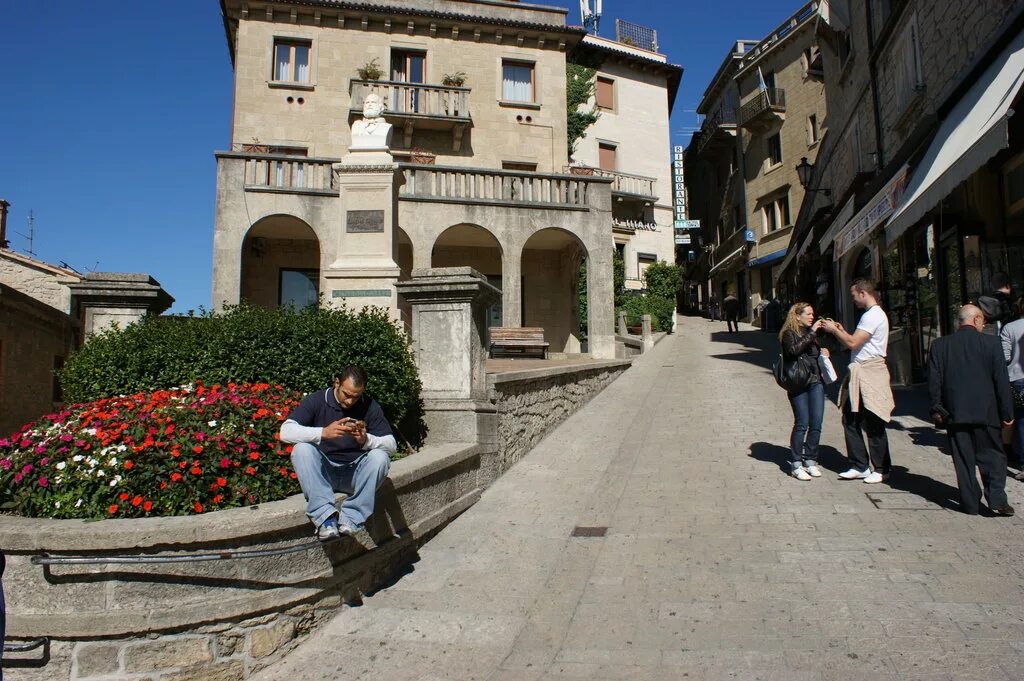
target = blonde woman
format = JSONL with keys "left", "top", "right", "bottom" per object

{"left": 779, "top": 303, "right": 829, "bottom": 480}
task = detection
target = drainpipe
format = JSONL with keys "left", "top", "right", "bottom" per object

{"left": 0, "top": 199, "right": 9, "bottom": 249}
{"left": 865, "top": 0, "right": 885, "bottom": 170}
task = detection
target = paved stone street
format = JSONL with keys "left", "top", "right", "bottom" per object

{"left": 255, "top": 319, "right": 1024, "bottom": 681}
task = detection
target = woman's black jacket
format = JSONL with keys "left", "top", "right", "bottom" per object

{"left": 781, "top": 328, "right": 822, "bottom": 389}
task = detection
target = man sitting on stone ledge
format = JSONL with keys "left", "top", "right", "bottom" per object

{"left": 280, "top": 366, "right": 397, "bottom": 541}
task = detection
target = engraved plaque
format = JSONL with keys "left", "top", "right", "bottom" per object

{"left": 346, "top": 209, "right": 385, "bottom": 233}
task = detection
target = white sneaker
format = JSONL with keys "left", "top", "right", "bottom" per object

{"left": 838, "top": 468, "right": 870, "bottom": 480}
{"left": 863, "top": 471, "right": 889, "bottom": 484}
{"left": 805, "top": 465, "right": 822, "bottom": 478}
{"left": 793, "top": 467, "right": 812, "bottom": 481}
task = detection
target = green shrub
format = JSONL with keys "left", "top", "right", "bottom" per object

{"left": 643, "top": 261, "right": 683, "bottom": 301}
{"left": 621, "top": 294, "right": 676, "bottom": 333}
{"left": 58, "top": 304, "right": 423, "bottom": 443}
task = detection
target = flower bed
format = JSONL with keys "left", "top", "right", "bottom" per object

{"left": 0, "top": 383, "right": 303, "bottom": 519}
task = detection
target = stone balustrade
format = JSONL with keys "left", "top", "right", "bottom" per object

{"left": 350, "top": 79, "right": 471, "bottom": 120}
{"left": 216, "top": 152, "right": 340, "bottom": 196}
{"left": 564, "top": 166, "right": 657, "bottom": 199}
{"left": 398, "top": 164, "right": 608, "bottom": 210}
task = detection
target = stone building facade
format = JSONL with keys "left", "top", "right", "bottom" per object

{"left": 212, "top": 0, "right": 681, "bottom": 358}
{"left": 685, "top": 1, "right": 825, "bottom": 323}
{"left": 781, "top": 0, "right": 1024, "bottom": 383}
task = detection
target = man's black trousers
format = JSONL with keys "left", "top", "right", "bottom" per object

{"left": 842, "top": 402, "right": 891, "bottom": 474}
{"left": 947, "top": 425, "right": 1008, "bottom": 514}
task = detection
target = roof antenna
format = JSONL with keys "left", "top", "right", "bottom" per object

{"left": 17, "top": 210, "right": 37, "bottom": 258}
{"left": 580, "top": 0, "right": 602, "bottom": 35}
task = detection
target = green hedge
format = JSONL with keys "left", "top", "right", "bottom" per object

{"left": 621, "top": 294, "right": 675, "bottom": 333}
{"left": 58, "top": 304, "right": 424, "bottom": 444}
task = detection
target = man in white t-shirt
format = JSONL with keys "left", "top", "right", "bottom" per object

{"left": 821, "top": 278, "right": 894, "bottom": 484}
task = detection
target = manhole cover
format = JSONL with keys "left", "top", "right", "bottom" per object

{"left": 866, "top": 491, "right": 942, "bottom": 510}
{"left": 571, "top": 526, "right": 608, "bottom": 537}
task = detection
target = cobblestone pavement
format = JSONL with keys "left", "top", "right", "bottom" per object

{"left": 255, "top": 319, "right": 1024, "bottom": 681}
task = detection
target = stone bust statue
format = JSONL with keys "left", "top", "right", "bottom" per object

{"left": 350, "top": 92, "right": 393, "bottom": 151}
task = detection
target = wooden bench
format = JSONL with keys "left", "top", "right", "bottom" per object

{"left": 489, "top": 327, "right": 549, "bottom": 359}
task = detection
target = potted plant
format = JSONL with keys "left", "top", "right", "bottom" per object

{"left": 357, "top": 58, "right": 384, "bottom": 81}
{"left": 442, "top": 71, "right": 467, "bottom": 87}
{"left": 568, "top": 161, "right": 594, "bottom": 176}
{"left": 410, "top": 147, "right": 436, "bottom": 165}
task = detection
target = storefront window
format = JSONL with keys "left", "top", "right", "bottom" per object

{"left": 913, "top": 224, "right": 940, "bottom": 366}
{"left": 882, "top": 244, "right": 907, "bottom": 328}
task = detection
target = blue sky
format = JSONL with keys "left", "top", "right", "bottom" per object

{"left": 1, "top": 0, "right": 803, "bottom": 312}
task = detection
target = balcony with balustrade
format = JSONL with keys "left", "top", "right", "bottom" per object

{"left": 563, "top": 166, "right": 658, "bottom": 204}
{"left": 350, "top": 79, "right": 471, "bottom": 150}
{"left": 739, "top": 88, "right": 787, "bottom": 130}
{"left": 695, "top": 107, "right": 738, "bottom": 158}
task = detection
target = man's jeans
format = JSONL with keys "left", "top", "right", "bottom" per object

{"left": 788, "top": 382, "right": 824, "bottom": 471}
{"left": 291, "top": 443, "right": 390, "bottom": 530}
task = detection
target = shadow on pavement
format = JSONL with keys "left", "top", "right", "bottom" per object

{"left": 886, "top": 465, "right": 962, "bottom": 511}
{"left": 748, "top": 441, "right": 848, "bottom": 475}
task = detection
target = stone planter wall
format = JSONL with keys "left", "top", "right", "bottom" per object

{"left": 2, "top": 443, "right": 481, "bottom": 681}
{"left": 488, "top": 359, "right": 631, "bottom": 473}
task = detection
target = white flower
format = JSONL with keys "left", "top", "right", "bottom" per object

{"left": 75, "top": 499, "right": 83, "bottom": 508}
{"left": 109, "top": 479, "right": 118, "bottom": 487}
{"left": 208, "top": 420, "right": 218, "bottom": 428}
{"left": 96, "top": 470, "right": 106, "bottom": 478}
{"left": 109, "top": 457, "right": 118, "bottom": 466}
{"left": 72, "top": 455, "right": 84, "bottom": 463}
{"left": 117, "top": 445, "right": 127, "bottom": 453}
{"left": 55, "top": 501, "right": 61, "bottom": 508}
{"left": 56, "top": 462, "right": 67, "bottom": 470}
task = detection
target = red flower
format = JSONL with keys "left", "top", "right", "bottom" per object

{"left": 192, "top": 445, "right": 204, "bottom": 454}
{"left": 179, "top": 461, "right": 187, "bottom": 469}
{"left": 171, "top": 472, "right": 183, "bottom": 482}
{"left": 119, "top": 492, "right": 129, "bottom": 501}
{"left": 108, "top": 504, "right": 119, "bottom": 514}
{"left": 131, "top": 495, "right": 143, "bottom": 507}
{"left": 143, "top": 500, "right": 153, "bottom": 512}
{"left": 248, "top": 452, "right": 260, "bottom": 461}
{"left": 213, "top": 494, "right": 223, "bottom": 504}
{"left": 159, "top": 481, "right": 168, "bottom": 490}
{"left": 289, "top": 472, "right": 297, "bottom": 479}
{"left": 245, "top": 466, "right": 256, "bottom": 475}
{"left": 171, "top": 448, "right": 181, "bottom": 458}
{"left": 216, "top": 477, "right": 227, "bottom": 487}
{"left": 190, "top": 466, "right": 202, "bottom": 476}
{"left": 124, "top": 460, "right": 134, "bottom": 470}
{"left": 219, "top": 457, "right": 231, "bottom": 469}
{"left": 194, "top": 501, "right": 204, "bottom": 513}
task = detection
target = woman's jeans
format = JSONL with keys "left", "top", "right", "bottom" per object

{"left": 788, "top": 382, "right": 824, "bottom": 471}
{"left": 1013, "top": 379, "right": 1024, "bottom": 461}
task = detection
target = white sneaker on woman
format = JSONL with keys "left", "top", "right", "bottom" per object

{"left": 792, "top": 467, "right": 812, "bottom": 481}
{"left": 805, "top": 465, "right": 822, "bottom": 478}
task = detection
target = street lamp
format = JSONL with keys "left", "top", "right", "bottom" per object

{"left": 795, "top": 157, "right": 831, "bottom": 197}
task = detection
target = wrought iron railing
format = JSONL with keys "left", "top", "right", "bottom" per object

{"left": 739, "top": 88, "right": 787, "bottom": 126}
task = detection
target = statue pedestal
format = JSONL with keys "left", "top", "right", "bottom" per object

{"left": 326, "top": 155, "right": 403, "bottom": 317}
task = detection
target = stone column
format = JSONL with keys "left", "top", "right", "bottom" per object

{"left": 395, "top": 267, "right": 500, "bottom": 446}
{"left": 501, "top": 250, "right": 522, "bottom": 328}
{"left": 641, "top": 315, "right": 655, "bottom": 351}
{"left": 66, "top": 273, "right": 174, "bottom": 338}
{"left": 325, "top": 160, "right": 403, "bottom": 317}
{"left": 586, "top": 247, "right": 616, "bottom": 359}
{"left": 617, "top": 310, "right": 627, "bottom": 336}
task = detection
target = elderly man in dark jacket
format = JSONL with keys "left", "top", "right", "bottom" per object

{"left": 929, "top": 304, "right": 1016, "bottom": 516}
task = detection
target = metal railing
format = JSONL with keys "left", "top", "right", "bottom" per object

{"left": 400, "top": 164, "right": 603, "bottom": 209}
{"left": 740, "top": 1, "right": 820, "bottom": 67}
{"left": 696, "top": 107, "right": 738, "bottom": 154}
{"left": 739, "top": 88, "right": 787, "bottom": 126}
{"left": 351, "top": 79, "right": 471, "bottom": 119}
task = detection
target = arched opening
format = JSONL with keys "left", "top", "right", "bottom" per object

{"left": 521, "top": 228, "right": 588, "bottom": 354}
{"left": 432, "top": 224, "right": 504, "bottom": 329}
{"left": 240, "top": 215, "right": 320, "bottom": 309}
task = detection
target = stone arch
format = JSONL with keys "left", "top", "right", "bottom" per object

{"left": 240, "top": 214, "right": 320, "bottom": 309}
{"left": 432, "top": 224, "right": 505, "bottom": 330}
{"left": 520, "top": 227, "right": 590, "bottom": 354}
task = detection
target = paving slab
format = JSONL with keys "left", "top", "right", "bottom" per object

{"left": 252, "top": 319, "right": 1024, "bottom": 681}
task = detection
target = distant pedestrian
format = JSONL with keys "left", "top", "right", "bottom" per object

{"left": 821, "top": 278, "right": 894, "bottom": 484}
{"left": 723, "top": 294, "right": 740, "bottom": 333}
{"left": 778, "top": 303, "right": 829, "bottom": 480}
{"left": 1000, "top": 295, "right": 1024, "bottom": 473}
{"left": 979, "top": 271, "right": 1014, "bottom": 335}
{"left": 929, "top": 304, "right": 1015, "bottom": 516}
{"left": 709, "top": 295, "right": 719, "bottom": 322}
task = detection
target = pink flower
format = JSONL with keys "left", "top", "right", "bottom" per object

{"left": 34, "top": 445, "right": 46, "bottom": 454}
{"left": 60, "top": 434, "right": 73, "bottom": 442}
{"left": 0, "top": 458, "right": 11, "bottom": 471}
{"left": 195, "top": 432, "right": 207, "bottom": 442}
{"left": 21, "top": 463, "right": 33, "bottom": 474}
{"left": 19, "top": 440, "right": 31, "bottom": 449}
{"left": 40, "top": 457, "right": 50, "bottom": 466}
{"left": 13, "top": 473, "right": 23, "bottom": 483}
{"left": 0, "top": 438, "right": 9, "bottom": 447}
{"left": 74, "top": 440, "right": 86, "bottom": 448}
{"left": 38, "top": 476, "right": 48, "bottom": 488}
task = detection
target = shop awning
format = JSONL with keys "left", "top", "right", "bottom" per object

{"left": 708, "top": 247, "right": 744, "bottom": 276}
{"left": 886, "top": 27, "right": 1024, "bottom": 245}
{"left": 747, "top": 248, "right": 787, "bottom": 268}
{"left": 818, "top": 197, "right": 855, "bottom": 251}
